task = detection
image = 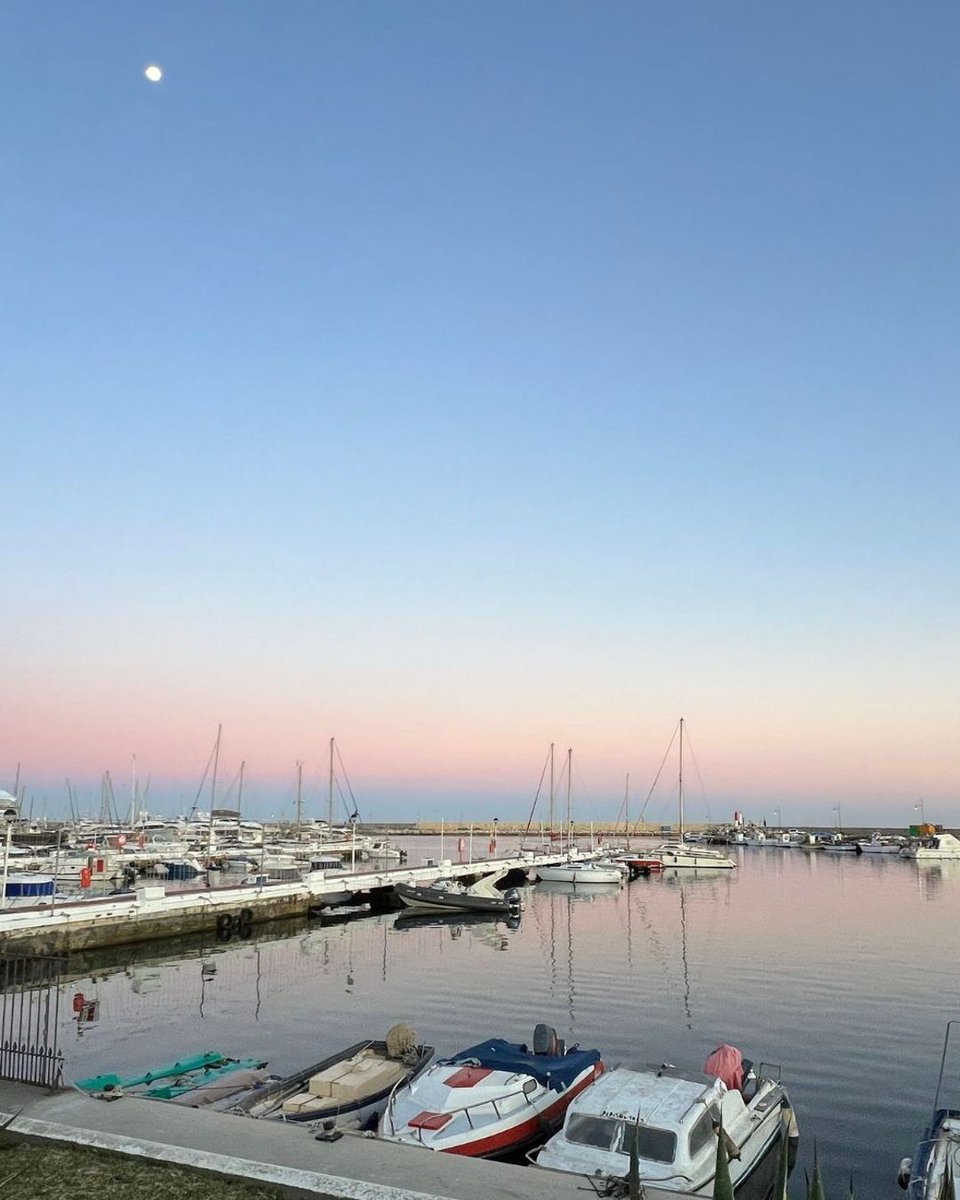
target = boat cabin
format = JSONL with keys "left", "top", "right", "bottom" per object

{"left": 535, "top": 1063, "right": 759, "bottom": 1185}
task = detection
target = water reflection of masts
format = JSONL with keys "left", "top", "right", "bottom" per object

{"left": 566, "top": 893, "right": 575, "bottom": 1029}
{"left": 678, "top": 884, "right": 692, "bottom": 1029}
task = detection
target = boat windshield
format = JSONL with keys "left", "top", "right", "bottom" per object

{"left": 565, "top": 1114, "right": 677, "bottom": 1163}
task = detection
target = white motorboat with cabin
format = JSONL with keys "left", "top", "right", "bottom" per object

{"left": 531, "top": 1043, "right": 796, "bottom": 1194}
{"left": 900, "top": 831, "right": 960, "bottom": 860}
{"left": 379, "top": 1023, "right": 604, "bottom": 1158}
{"left": 537, "top": 861, "right": 624, "bottom": 885}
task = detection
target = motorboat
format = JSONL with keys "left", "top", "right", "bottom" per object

{"left": 537, "top": 861, "right": 624, "bottom": 885}
{"left": 898, "top": 1019, "right": 960, "bottom": 1197}
{"left": 646, "top": 841, "right": 737, "bottom": 870}
{"left": 378, "top": 1023, "right": 604, "bottom": 1158}
{"left": 394, "top": 867, "right": 523, "bottom": 916}
{"left": 900, "top": 832, "right": 960, "bottom": 861}
{"left": 857, "top": 832, "right": 907, "bottom": 855}
{"left": 229, "top": 1025, "right": 434, "bottom": 1129}
{"left": 531, "top": 1043, "right": 797, "bottom": 1194}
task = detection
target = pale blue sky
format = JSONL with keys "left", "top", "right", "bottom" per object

{"left": 3, "top": 2, "right": 959, "bottom": 825}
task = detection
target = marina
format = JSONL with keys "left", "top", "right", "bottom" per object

{"left": 1, "top": 830, "right": 959, "bottom": 1197}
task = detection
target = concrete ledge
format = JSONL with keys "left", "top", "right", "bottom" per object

{"left": 0, "top": 1084, "right": 612, "bottom": 1200}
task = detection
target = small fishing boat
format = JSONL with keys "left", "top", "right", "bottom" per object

{"left": 898, "top": 1020, "right": 960, "bottom": 1198}
{"left": 857, "top": 832, "right": 907, "bottom": 855}
{"left": 229, "top": 1025, "right": 434, "bottom": 1129}
{"left": 74, "top": 1050, "right": 271, "bottom": 1104}
{"left": 378, "top": 1023, "right": 604, "bottom": 1158}
{"left": 537, "top": 861, "right": 624, "bottom": 885}
{"left": 531, "top": 1043, "right": 797, "bottom": 1194}
{"left": 395, "top": 867, "right": 523, "bottom": 916}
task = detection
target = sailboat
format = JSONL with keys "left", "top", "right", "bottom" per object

{"left": 646, "top": 720, "right": 737, "bottom": 870}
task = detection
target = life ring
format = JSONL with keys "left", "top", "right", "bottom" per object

{"left": 216, "top": 913, "right": 234, "bottom": 934}
{"left": 239, "top": 908, "right": 254, "bottom": 924}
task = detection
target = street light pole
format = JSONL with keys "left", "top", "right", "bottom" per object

{"left": 0, "top": 822, "right": 11, "bottom": 911}
{"left": 0, "top": 803, "right": 17, "bottom": 911}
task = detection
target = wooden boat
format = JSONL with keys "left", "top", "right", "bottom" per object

{"left": 74, "top": 1050, "right": 270, "bottom": 1103}
{"left": 898, "top": 1020, "right": 960, "bottom": 1198}
{"left": 378, "top": 1023, "right": 604, "bottom": 1158}
{"left": 531, "top": 1043, "right": 797, "bottom": 1194}
{"left": 228, "top": 1025, "right": 434, "bottom": 1129}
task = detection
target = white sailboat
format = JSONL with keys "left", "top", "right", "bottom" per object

{"left": 646, "top": 719, "right": 737, "bottom": 870}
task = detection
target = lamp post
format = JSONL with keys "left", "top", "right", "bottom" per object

{"left": 773, "top": 807, "right": 781, "bottom": 831}
{"left": 833, "top": 804, "right": 843, "bottom": 833}
{"left": 915, "top": 799, "right": 925, "bottom": 827}
{"left": 0, "top": 803, "right": 19, "bottom": 911}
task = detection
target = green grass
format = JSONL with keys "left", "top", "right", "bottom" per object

{"left": 0, "top": 1143, "right": 285, "bottom": 1199}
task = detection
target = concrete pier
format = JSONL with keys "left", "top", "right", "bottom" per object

{"left": 0, "top": 849, "right": 602, "bottom": 955}
{"left": 0, "top": 1078, "right": 678, "bottom": 1200}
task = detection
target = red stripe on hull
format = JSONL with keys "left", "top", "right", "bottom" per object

{"left": 442, "top": 1064, "right": 603, "bottom": 1158}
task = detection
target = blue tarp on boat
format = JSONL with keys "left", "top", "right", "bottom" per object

{"left": 441, "top": 1038, "right": 600, "bottom": 1092}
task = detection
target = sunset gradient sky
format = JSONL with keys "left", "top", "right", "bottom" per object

{"left": 3, "top": 2, "right": 959, "bottom": 827}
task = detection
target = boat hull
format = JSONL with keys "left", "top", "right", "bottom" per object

{"left": 394, "top": 883, "right": 520, "bottom": 915}
{"left": 229, "top": 1038, "right": 434, "bottom": 1128}
{"left": 380, "top": 1034, "right": 605, "bottom": 1159}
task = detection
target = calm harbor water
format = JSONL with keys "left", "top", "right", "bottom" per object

{"left": 57, "top": 835, "right": 960, "bottom": 1197}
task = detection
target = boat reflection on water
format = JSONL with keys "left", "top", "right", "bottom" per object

{"left": 534, "top": 879, "right": 623, "bottom": 902}
{"left": 392, "top": 909, "right": 521, "bottom": 950}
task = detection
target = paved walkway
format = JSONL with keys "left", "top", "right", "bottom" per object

{"left": 0, "top": 1080, "right": 621, "bottom": 1200}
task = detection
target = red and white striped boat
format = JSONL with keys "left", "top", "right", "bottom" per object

{"left": 378, "top": 1024, "right": 604, "bottom": 1159}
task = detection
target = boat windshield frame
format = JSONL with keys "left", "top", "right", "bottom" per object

{"left": 563, "top": 1112, "right": 678, "bottom": 1164}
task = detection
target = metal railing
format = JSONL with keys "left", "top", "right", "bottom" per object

{"left": 0, "top": 953, "right": 66, "bottom": 1088}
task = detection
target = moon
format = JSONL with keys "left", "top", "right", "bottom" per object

{"left": 144, "top": 64, "right": 163, "bottom": 83}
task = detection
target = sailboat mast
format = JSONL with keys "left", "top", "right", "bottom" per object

{"left": 328, "top": 738, "right": 334, "bottom": 832}
{"left": 678, "top": 717, "right": 684, "bottom": 838}
{"left": 208, "top": 724, "right": 222, "bottom": 856}
{"left": 296, "top": 760, "right": 303, "bottom": 840}
{"left": 237, "top": 760, "right": 245, "bottom": 820}
{"left": 566, "top": 748, "right": 573, "bottom": 842}
{"left": 549, "top": 743, "right": 555, "bottom": 836}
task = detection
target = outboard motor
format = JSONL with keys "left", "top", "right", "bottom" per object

{"left": 533, "top": 1023, "right": 565, "bottom": 1056}
{"left": 505, "top": 887, "right": 523, "bottom": 913}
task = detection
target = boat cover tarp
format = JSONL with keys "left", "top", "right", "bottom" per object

{"left": 703, "top": 1044, "right": 743, "bottom": 1091}
{"left": 441, "top": 1038, "right": 600, "bottom": 1092}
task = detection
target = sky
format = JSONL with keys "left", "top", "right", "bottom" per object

{"left": 2, "top": 2, "right": 959, "bottom": 829}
